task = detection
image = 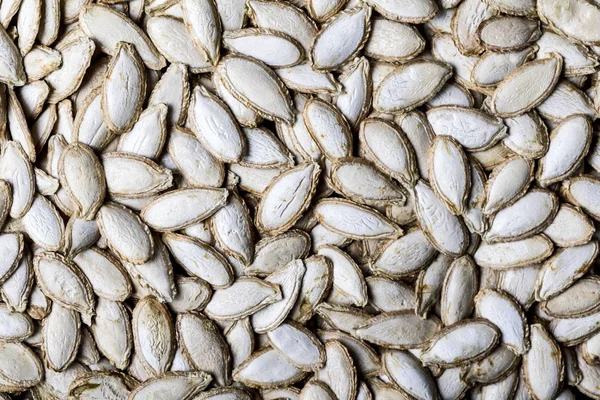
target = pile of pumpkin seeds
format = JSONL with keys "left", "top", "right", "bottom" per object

{"left": 2, "top": 0, "right": 600, "bottom": 398}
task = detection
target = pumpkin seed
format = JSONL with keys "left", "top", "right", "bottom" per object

{"left": 523, "top": 324, "right": 563, "bottom": 400}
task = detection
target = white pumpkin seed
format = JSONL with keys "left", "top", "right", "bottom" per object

{"left": 523, "top": 324, "right": 563, "bottom": 400}
{"left": 233, "top": 346, "right": 306, "bottom": 388}
{"left": 310, "top": 6, "right": 371, "bottom": 71}
{"left": 484, "top": 157, "right": 533, "bottom": 214}
{"left": 355, "top": 311, "right": 441, "bottom": 349}
{"left": 181, "top": 0, "right": 221, "bottom": 65}
{"left": 414, "top": 180, "right": 469, "bottom": 257}
{"left": 101, "top": 42, "right": 146, "bottom": 134}
{"left": 141, "top": 187, "right": 228, "bottom": 232}
{"left": 441, "top": 256, "right": 478, "bottom": 326}
{"left": 365, "top": 0, "right": 437, "bottom": 23}
{"left": 128, "top": 371, "right": 212, "bottom": 399}
{"left": 42, "top": 303, "right": 80, "bottom": 371}
{"left": 374, "top": 59, "right": 452, "bottom": 113}
{"left": 474, "top": 234, "right": 554, "bottom": 269}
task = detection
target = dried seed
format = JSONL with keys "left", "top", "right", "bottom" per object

{"left": 141, "top": 187, "right": 228, "bottom": 232}
{"left": 72, "top": 247, "right": 131, "bottom": 301}
{"left": 0, "top": 342, "right": 43, "bottom": 389}
{"left": 359, "top": 118, "right": 417, "bottom": 187}
{"left": 33, "top": 252, "right": 94, "bottom": 319}
{"left": 315, "top": 340, "right": 357, "bottom": 400}
{"left": 374, "top": 59, "right": 452, "bottom": 113}
{"left": 128, "top": 371, "right": 211, "bottom": 399}
{"left": 257, "top": 163, "right": 320, "bottom": 235}
{"left": 355, "top": 311, "right": 441, "bottom": 349}
{"left": 251, "top": 259, "right": 305, "bottom": 333}
{"left": 224, "top": 29, "right": 303, "bottom": 68}
{"left": 537, "top": 115, "right": 592, "bottom": 187}
{"left": 372, "top": 228, "right": 437, "bottom": 278}
{"left": 177, "top": 311, "right": 231, "bottom": 385}
{"left": 97, "top": 202, "right": 154, "bottom": 264}
{"left": 542, "top": 275, "right": 600, "bottom": 319}
{"left": 315, "top": 198, "right": 401, "bottom": 240}
{"left": 300, "top": 381, "right": 336, "bottom": 400}
{"left": 420, "top": 319, "right": 500, "bottom": 367}
{"left": 382, "top": 350, "right": 438, "bottom": 400}
{"left": 218, "top": 55, "right": 294, "bottom": 123}
{"left": 310, "top": 6, "right": 371, "bottom": 71}
{"left": 1, "top": 249, "right": 32, "bottom": 313}
{"left": 91, "top": 298, "right": 132, "bottom": 369}
{"left": 80, "top": 4, "right": 165, "bottom": 70}
{"left": 471, "top": 47, "right": 536, "bottom": 88}
{"left": 441, "top": 256, "right": 478, "bottom": 326}
{"left": 535, "top": 241, "right": 599, "bottom": 301}
{"left": 224, "top": 318, "right": 254, "bottom": 369}
{"left": 475, "top": 289, "right": 529, "bottom": 354}
{"left": 181, "top": 0, "right": 221, "bottom": 65}
{"left": 476, "top": 16, "right": 540, "bottom": 52}
{"left": 0, "top": 23, "right": 25, "bottom": 86}
{"left": 276, "top": 63, "right": 340, "bottom": 95}
{"left": 484, "top": 157, "right": 534, "bottom": 214}
{"left": 289, "top": 255, "right": 332, "bottom": 324}
{"left": 101, "top": 42, "right": 146, "bottom": 134}
{"left": 246, "top": 230, "right": 310, "bottom": 277}
{"left": 474, "top": 234, "right": 554, "bottom": 269}
{"left": 536, "top": 80, "right": 597, "bottom": 122}
{"left": 42, "top": 303, "right": 80, "bottom": 371}
{"left": 537, "top": 29, "right": 599, "bottom": 76}
{"left": 462, "top": 344, "right": 520, "bottom": 386}
{"left": 427, "top": 106, "right": 507, "bottom": 151}
{"left": 490, "top": 54, "right": 562, "bottom": 118}
{"left": 102, "top": 152, "right": 173, "bottom": 199}
{"left": 267, "top": 321, "right": 325, "bottom": 371}
{"left": 233, "top": 346, "right": 307, "bottom": 388}
{"left": 303, "top": 98, "right": 352, "bottom": 161}
{"left": 365, "top": 0, "right": 437, "bottom": 23}
{"left": 538, "top": 0, "right": 600, "bottom": 45}
{"left": 523, "top": 324, "right": 563, "bottom": 400}
{"left": 485, "top": 189, "right": 558, "bottom": 243}
{"left": 163, "top": 232, "right": 233, "bottom": 289}
{"left": 414, "top": 180, "right": 469, "bottom": 257}
{"left": 204, "top": 277, "right": 281, "bottom": 321}
{"left": 188, "top": 85, "right": 246, "bottom": 163}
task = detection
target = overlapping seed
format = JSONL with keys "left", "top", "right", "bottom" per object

{"left": 0, "top": 0, "right": 600, "bottom": 397}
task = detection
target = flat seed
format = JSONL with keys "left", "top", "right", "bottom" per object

{"left": 188, "top": 85, "right": 246, "bottom": 163}
{"left": 132, "top": 296, "right": 175, "bottom": 376}
{"left": 303, "top": 98, "right": 352, "bottom": 161}
{"left": 128, "top": 371, "right": 211, "bottom": 399}
{"left": 141, "top": 187, "right": 228, "bottom": 232}
{"left": 543, "top": 275, "right": 600, "bottom": 318}
{"left": 538, "top": 0, "right": 600, "bottom": 45}
{"left": 365, "top": 18, "right": 424, "bottom": 63}
{"left": 355, "top": 311, "right": 441, "bottom": 349}
{"left": 1, "top": 249, "right": 32, "bottom": 312}
{"left": 475, "top": 289, "right": 528, "bottom": 354}
{"left": 246, "top": 230, "right": 310, "bottom": 277}
{"left": 315, "top": 340, "right": 357, "bottom": 400}
{"left": 96, "top": 202, "right": 154, "bottom": 264}
{"left": 233, "top": 346, "right": 306, "bottom": 388}
{"left": 523, "top": 324, "right": 563, "bottom": 400}
{"left": 462, "top": 344, "right": 520, "bottom": 386}
{"left": 537, "top": 115, "right": 592, "bottom": 187}
{"left": 485, "top": 189, "right": 558, "bottom": 243}
{"left": 372, "top": 229, "right": 437, "bottom": 278}
{"left": 177, "top": 311, "right": 230, "bottom": 385}
{"left": 335, "top": 57, "right": 370, "bottom": 127}
{"left": 218, "top": 55, "right": 294, "bottom": 123}
{"left": 441, "top": 256, "right": 478, "bottom": 325}
{"left": 42, "top": 303, "right": 80, "bottom": 371}
{"left": 33, "top": 252, "right": 94, "bottom": 318}
{"left": 310, "top": 6, "right": 371, "bottom": 71}
{"left": 383, "top": 350, "right": 438, "bottom": 400}
{"left": 484, "top": 157, "right": 533, "bottom": 214}
{"left": 477, "top": 16, "right": 540, "bottom": 52}
{"left": 471, "top": 47, "right": 536, "bottom": 87}
{"left": 0, "top": 342, "right": 42, "bottom": 389}
{"left": 251, "top": 259, "right": 305, "bottom": 333}
{"left": 474, "top": 235, "right": 554, "bottom": 269}
{"left": 365, "top": 0, "right": 437, "bottom": 23}
{"left": 490, "top": 54, "right": 562, "bottom": 118}
{"left": 0, "top": 142, "right": 34, "bottom": 219}
{"left": 420, "top": 319, "right": 500, "bottom": 367}
{"left": 452, "top": 0, "right": 494, "bottom": 56}
{"left": 414, "top": 180, "right": 469, "bottom": 257}
{"left": 276, "top": 63, "right": 340, "bottom": 95}
{"left": 536, "top": 81, "right": 597, "bottom": 122}
{"left": 256, "top": 163, "right": 320, "bottom": 235}
{"left": 427, "top": 106, "right": 507, "bottom": 151}
{"left": 359, "top": 118, "right": 417, "bottom": 187}
{"left": 91, "top": 298, "right": 132, "bottom": 369}
{"left": 267, "top": 321, "right": 325, "bottom": 371}
{"left": 102, "top": 152, "right": 173, "bottom": 199}
{"left": 163, "top": 232, "right": 233, "bottom": 289}
{"left": 535, "top": 241, "right": 598, "bottom": 301}
{"left": 224, "top": 29, "right": 303, "bottom": 68}
{"left": 289, "top": 255, "right": 332, "bottom": 324}
{"left": 80, "top": 4, "right": 165, "bottom": 70}
{"left": 374, "top": 59, "right": 452, "bottom": 113}
{"left": 21, "top": 195, "right": 64, "bottom": 252}
{"left": 315, "top": 198, "right": 401, "bottom": 240}
{"left": 204, "top": 277, "right": 281, "bottom": 321}
{"left": 0, "top": 23, "right": 25, "bottom": 86}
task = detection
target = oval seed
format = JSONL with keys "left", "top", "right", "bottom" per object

{"left": 42, "top": 303, "right": 80, "bottom": 371}
{"left": 101, "top": 42, "right": 146, "bottom": 133}
{"left": 132, "top": 296, "right": 175, "bottom": 375}
{"left": 374, "top": 59, "right": 452, "bottom": 113}
{"left": 441, "top": 256, "right": 478, "bottom": 326}
{"left": 72, "top": 247, "right": 131, "bottom": 301}
{"left": 490, "top": 55, "right": 562, "bottom": 118}
{"left": 58, "top": 143, "right": 106, "bottom": 220}
{"left": 223, "top": 29, "right": 303, "bottom": 68}
{"left": 102, "top": 152, "right": 173, "bottom": 199}
{"left": 141, "top": 188, "right": 229, "bottom": 232}
{"left": 91, "top": 298, "right": 132, "bottom": 370}
{"left": 543, "top": 276, "right": 600, "bottom": 319}
{"left": 523, "top": 324, "right": 563, "bottom": 400}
